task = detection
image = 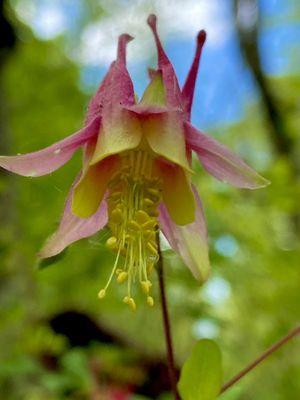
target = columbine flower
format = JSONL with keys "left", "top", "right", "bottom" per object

{"left": 0, "top": 15, "right": 269, "bottom": 311}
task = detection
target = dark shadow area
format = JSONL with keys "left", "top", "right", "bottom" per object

{"left": 49, "top": 310, "right": 174, "bottom": 398}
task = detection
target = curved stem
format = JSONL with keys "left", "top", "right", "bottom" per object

{"left": 220, "top": 325, "right": 300, "bottom": 395}
{"left": 157, "top": 240, "right": 180, "bottom": 400}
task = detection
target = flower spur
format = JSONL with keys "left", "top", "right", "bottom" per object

{"left": 0, "top": 15, "right": 269, "bottom": 311}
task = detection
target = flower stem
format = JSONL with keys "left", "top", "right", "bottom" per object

{"left": 220, "top": 325, "right": 300, "bottom": 395}
{"left": 157, "top": 240, "right": 180, "bottom": 400}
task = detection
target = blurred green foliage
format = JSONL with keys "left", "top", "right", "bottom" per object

{"left": 0, "top": 2, "right": 300, "bottom": 400}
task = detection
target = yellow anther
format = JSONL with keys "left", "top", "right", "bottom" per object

{"left": 128, "top": 220, "right": 141, "bottom": 231}
{"left": 141, "top": 280, "right": 152, "bottom": 294}
{"left": 106, "top": 236, "right": 118, "bottom": 250}
{"left": 147, "top": 241, "right": 158, "bottom": 256}
{"left": 115, "top": 268, "right": 123, "bottom": 275}
{"left": 123, "top": 296, "right": 136, "bottom": 311}
{"left": 135, "top": 210, "right": 150, "bottom": 224}
{"left": 109, "top": 191, "right": 122, "bottom": 200}
{"left": 142, "top": 219, "right": 157, "bottom": 230}
{"left": 128, "top": 298, "right": 137, "bottom": 312}
{"left": 147, "top": 188, "right": 160, "bottom": 198}
{"left": 144, "top": 198, "right": 155, "bottom": 207}
{"left": 98, "top": 289, "right": 106, "bottom": 299}
{"left": 111, "top": 208, "right": 123, "bottom": 223}
{"left": 117, "top": 271, "right": 128, "bottom": 283}
{"left": 147, "top": 296, "right": 154, "bottom": 307}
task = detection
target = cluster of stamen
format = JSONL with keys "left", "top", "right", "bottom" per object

{"left": 98, "top": 150, "right": 161, "bottom": 311}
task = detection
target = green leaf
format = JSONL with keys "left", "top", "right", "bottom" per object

{"left": 178, "top": 339, "right": 223, "bottom": 400}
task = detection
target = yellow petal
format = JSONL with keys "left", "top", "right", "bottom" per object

{"left": 143, "top": 112, "right": 191, "bottom": 172}
{"left": 156, "top": 160, "right": 195, "bottom": 225}
{"left": 140, "top": 72, "right": 166, "bottom": 106}
{"left": 138, "top": 72, "right": 189, "bottom": 171}
{"left": 72, "top": 155, "right": 120, "bottom": 218}
{"left": 82, "top": 137, "right": 97, "bottom": 173}
{"left": 90, "top": 108, "right": 142, "bottom": 165}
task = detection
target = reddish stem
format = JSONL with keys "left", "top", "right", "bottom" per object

{"left": 220, "top": 325, "right": 300, "bottom": 395}
{"left": 157, "top": 240, "right": 180, "bottom": 400}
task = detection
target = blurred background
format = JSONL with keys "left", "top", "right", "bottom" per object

{"left": 0, "top": 0, "right": 299, "bottom": 399}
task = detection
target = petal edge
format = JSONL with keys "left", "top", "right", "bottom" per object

{"left": 39, "top": 175, "right": 108, "bottom": 258}
{"left": 159, "top": 185, "right": 210, "bottom": 283}
{"left": 0, "top": 117, "right": 101, "bottom": 177}
{"left": 185, "top": 122, "right": 270, "bottom": 189}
